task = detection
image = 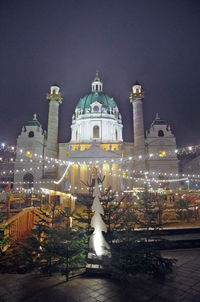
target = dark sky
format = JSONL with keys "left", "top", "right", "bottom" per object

{"left": 0, "top": 0, "right": 200, "bottom": 147}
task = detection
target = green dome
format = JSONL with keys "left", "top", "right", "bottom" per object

{"left": 76, "top": 92, "right": 117, "bottom": 113}
{"left": 27, "top": 120, "right": 41, "bottom": 127}
{"left": 151, "top": 118, "right": 166, "bottom": 126}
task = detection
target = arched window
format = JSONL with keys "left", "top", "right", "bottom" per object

{"left": 93, "top": 125, "right": 99, "bottom": 138}
{"left": 158, "top": 130, "right": 164, "bottom": 137}
{"left": 28, "top": 131, "right": 34, "bottom": 138}
{"left": 23, "top": 173, "right": 34, "bottom": 189}
{"left": 115, "top": 129, "right": 118, "bottom": 141}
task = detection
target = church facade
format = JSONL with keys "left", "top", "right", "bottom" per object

{"left": 13, "top": 74, "right": 179, "bottom": 194}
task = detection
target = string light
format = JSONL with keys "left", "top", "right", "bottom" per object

{"left": 0, "top": 180, "right": 55, "bottom": 185}
{"left": 2, "top": 142, "right": 200, "bottom": 165}
{"left": 54, "top": 163, "right": 71, "bottom": 185}
{"left": 1, "top": 143, "right": 200, "bottom": 191}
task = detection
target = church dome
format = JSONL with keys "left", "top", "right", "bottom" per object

{"left": 71, "top": 73, "right": 123, "bottom": 143}
{"left": 76, "top": 91, "right": 117, "bottom": 113}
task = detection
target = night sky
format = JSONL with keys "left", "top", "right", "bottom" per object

{"left": 0, "top": 0, "right": 200, "bottom": 147}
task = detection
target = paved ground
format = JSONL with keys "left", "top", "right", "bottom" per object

{"left": 0, "top": 249, "right": 200, "bottom": 302}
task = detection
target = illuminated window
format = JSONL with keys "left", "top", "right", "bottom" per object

{"left": 72, "top": 145, "right": 79, "bottom": 151}
{"left": 28, "top": 131, "right": 34, "bottom": 138}
{"left": 65, "top": 171, "right": 68, "bottom": 180}
{"left": 159, "top": 150, "right": 166, "bottom": 157}
{"left": 26, "top": 150, "right": 33, "bottom": 158}
{"left": 123, "top": 169, "right": 127, "bottom": 179}
{"left": 122, "top": 150, "right": 125, "bottom": 157}
{"left": 93, "top": 125, "right": 99, "bottom": 138}
{"left": 66, "top": 151, "right": 69, "bottom": 157}
{"left": 158, "top": 130, "right": 164, "bottom": 137}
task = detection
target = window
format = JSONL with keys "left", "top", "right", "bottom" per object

{"left": 28, "top": 131, "right": 34, "bottom": 138}
{"left": 159, "top": 150, "right": 166, "bottom": 157}
{"left": 76, "top": 130, "right": 78, "bottom": 142}
{"left": 93, "top": 106, "right": 99, "bottom": 112}
{"left": 115, "top": 129, "right": 118, "bottom": 141}
{"left": 158, "top": 130, "right": 164, "bottom": 137}
{"left": 26, "top": 150, "right": 33, "bottom": 158}
{"left": 123, "top": 169, "right": 127, "bottom": 179}
{"left": 93, "top": 125, "right": 99, "bottom": 138}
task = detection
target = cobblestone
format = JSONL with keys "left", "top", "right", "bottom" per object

{"left": 0, "top": 249, "right": 200, "bottom": 301}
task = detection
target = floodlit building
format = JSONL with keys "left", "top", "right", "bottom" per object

{"left": 14, "top": 73, "right": 179, "bottom": 193}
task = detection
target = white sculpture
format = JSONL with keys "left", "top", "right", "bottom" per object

{"left": 89, "top": 178, "right": 110, "bottom": 257}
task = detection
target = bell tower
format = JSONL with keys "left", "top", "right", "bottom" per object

{"left": 46, "top": 83, "right": 63, "bottom": 159}
{"left": 130, "top": 81, "right": 145, "bottom": 156}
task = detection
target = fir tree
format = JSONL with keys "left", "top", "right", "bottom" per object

{"left": 110, "top": 187, "right": 176, "bottom": 279}
{"left": 21, "top": 202, "right": 88, "bottom": 280}
{"left": 100, "top": 187, "right": 125, "bottom": 244}
{"left": 174, "top": 199, "right": 190, "bottom": 222}
{"left": 0, "top": 200, "right": 10, "bottom": 257}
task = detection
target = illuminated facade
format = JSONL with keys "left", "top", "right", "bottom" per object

{"left": 14, "top": 73, "right": 179, "bottom": 193}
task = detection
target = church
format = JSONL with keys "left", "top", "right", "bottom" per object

{"left": 13, "top": 73, "right": 179, "bottom": 194}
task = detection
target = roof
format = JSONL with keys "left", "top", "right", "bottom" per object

{"left": 27, "top": 120, "right": 41, "bottom": 127}
{"left": 51, "top": 82, "right": 59, "bottom": 87}
{"left": 151, "top": 117, "right": 166, "bottom": 126}
{"left": 76, "top": 92, "right": 117, "bottom": 112}
{"left": 93, "top": 76, "right": 100, "bottom": 82}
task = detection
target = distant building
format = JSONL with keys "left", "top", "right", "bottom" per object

{"left": 13, "top": 73, "right": 179, "bottom": 194}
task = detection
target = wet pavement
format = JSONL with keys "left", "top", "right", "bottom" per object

{"left": 0, "top": 249, "right": 200, "bottom": 302}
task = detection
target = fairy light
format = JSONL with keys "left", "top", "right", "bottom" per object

{"left": 2, "top": 142, "right": 200, "bottom": 167}
{"left": 54, "top": 162, "right": 71, "bottom": 185}
{"left": 2, "top": 143, "right": 200, "bottom": 191}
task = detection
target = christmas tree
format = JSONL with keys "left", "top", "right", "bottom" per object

{"left": 89, "top": 178, "right": 110, "bottom": 258}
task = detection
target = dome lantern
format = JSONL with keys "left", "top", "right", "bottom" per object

{"left": 92, "top": 71, "right": 103, "bottom": 92}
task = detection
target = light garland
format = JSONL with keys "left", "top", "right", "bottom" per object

{"left": 1, "top": 142, "right": 200, "bottom": 166}
{"left": 0, "top": 180, "right": 55, "bottom": 185}
{"left": 1, "top": 163, "right": 200, "bottom": 184}
{"left": 54, "top": 163, "right": 71, "bottom": 185}
{"left": 1, "top": 143, "right": 200, "bottom": 190}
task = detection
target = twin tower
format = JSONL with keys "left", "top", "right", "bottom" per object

{"left": 14, "top": 74, "right": 178, "bottom": 193}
